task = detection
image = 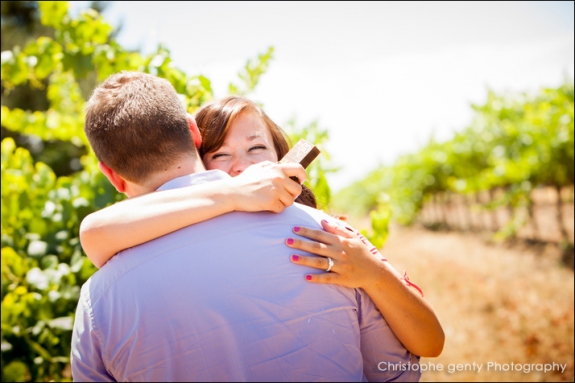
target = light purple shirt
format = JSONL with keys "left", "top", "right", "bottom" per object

{"left": 71, "top": 170, "right": 421, "bottom": 382}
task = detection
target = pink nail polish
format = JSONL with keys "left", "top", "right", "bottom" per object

{"left": 286, "top": 238, "right": 294, "bottom": 245}
{"left": 305, "top": 275, "right": 312, "bottom": 281}
{"left": 292, "top": 255, "right": 300, "bottom": 262}
{"left": 294, "top": 226, "right": 301, "bottom": 232}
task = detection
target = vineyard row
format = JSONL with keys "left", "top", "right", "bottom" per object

{"left": 418, "top": 185, "right": 574, "bottom": 245}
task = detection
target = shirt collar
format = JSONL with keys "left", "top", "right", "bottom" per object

{"left": 156, "top": 170, "right": 230, "bottom": 191}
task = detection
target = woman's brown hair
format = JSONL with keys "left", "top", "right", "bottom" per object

{"left": 195, "top": 96, "right": 317, "bottom": 208}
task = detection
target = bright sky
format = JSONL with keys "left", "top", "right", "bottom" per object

{"left": 72, "top": 1, "right": 574, "bottom": 191}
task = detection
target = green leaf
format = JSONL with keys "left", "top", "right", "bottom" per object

{"left": 2, "top": 361, "right": 28, "bottom": 382}
{"left": 39, "top": 1, "right": 70, "bottom": 29}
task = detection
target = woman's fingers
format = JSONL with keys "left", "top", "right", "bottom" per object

{"left": 265, "top": 163, "right": 304, "bottom": 212}
{"left": 291, "top": 225, "right": 340, "bottom": 246}
{"left": 281, "top": 174, "right": 303, "bottom": 199}
{"left": 290, "top": 255, "right": 343, "bottom": 284}
{"left": 287, "top": 222, "right": 384, "bottom": 290}
{"left": 322, "top": 219, "right": 376, "bottom": 251}
{"left": 291, "top": 254, "right": 331, "bottom": 271}
{"left": 276, "top": 163, "right": 307, "bottom": 185}
{"left": 232, "top": 162, "right": 304, "bottom": 213}
{"left": 320, "top": 219, "right": 355, "bottom": 239}
{"left": 285, "top": 236, "right": 335, "bottom": 258}
{"left": 303, "top": 272, "right": 341, "bottom": 285}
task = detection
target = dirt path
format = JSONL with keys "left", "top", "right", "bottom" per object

{"left": 378, "top": 226, "right": 574, "bottom": 382}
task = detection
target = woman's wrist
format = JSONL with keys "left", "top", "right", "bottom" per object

{"left": 360, "top": 259, "right": 403, "bottom": 295}
{"left": 224, "top": 177, "right": 247, "bottom": 212}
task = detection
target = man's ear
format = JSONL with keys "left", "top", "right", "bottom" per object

{"left": 187, "top": 114, "right": 202, "bottom": 149}
{"left": 98, "top": 161, "right": 127, "bottom": 193}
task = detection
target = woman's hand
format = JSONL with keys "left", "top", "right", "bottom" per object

{"left": 286, "top": 219, "right": 445, "bottom": 358}
{"left": 229, "top": 161, "right": 307, "bottom": 213}
{"left": 285, "top": 219, "right": 388, "bottom": 289}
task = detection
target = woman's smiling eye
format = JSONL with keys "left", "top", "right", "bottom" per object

{"left": 249, "top": 145, "right": 267, "bottom": 152}
{"left": 210, "top": 152, "right": 229, "bottom": 160}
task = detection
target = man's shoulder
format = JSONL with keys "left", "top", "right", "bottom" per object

{"left": 281, "top": 202, "right": 326, "bottom": 220}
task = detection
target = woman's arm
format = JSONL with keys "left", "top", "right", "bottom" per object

{"left": 285, "top": 219, "right": 445, "bottom": 358}
{"left": 81, "top": 162, "right": 306, "bottom": 268}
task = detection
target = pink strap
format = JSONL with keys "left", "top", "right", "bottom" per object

{"left": 401, "top": 270, "right": 424, "bottom": 297}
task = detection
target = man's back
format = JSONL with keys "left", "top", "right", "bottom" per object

{"left": 71, "top": 175, "right": 419, "bottom": 382}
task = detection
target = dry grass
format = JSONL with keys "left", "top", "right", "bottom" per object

{"left": 375, "top": 225, "right": 574, "bottom": 382}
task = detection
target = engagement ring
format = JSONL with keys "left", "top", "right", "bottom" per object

{"left": 326, "top": 257, "right": 334, "bottom": 272}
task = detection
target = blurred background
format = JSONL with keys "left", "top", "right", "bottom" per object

{"left": 1, "top": 1, "right": 573, "bottom": 381}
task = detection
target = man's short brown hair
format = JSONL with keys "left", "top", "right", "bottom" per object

{"left": 84, "top": 71, "right": 196, "bottom": 183}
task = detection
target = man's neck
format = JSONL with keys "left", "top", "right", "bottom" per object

{"left": 126, "top": 157, "right": 206, "bottom": 197}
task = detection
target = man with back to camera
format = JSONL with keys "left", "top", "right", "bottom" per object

{"left": 70, "top": 71, "right": 421, "bottom": 382}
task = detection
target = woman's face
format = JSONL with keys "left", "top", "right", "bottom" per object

{"left": 202, "top": 111, "right": 278, "bottom": 176}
